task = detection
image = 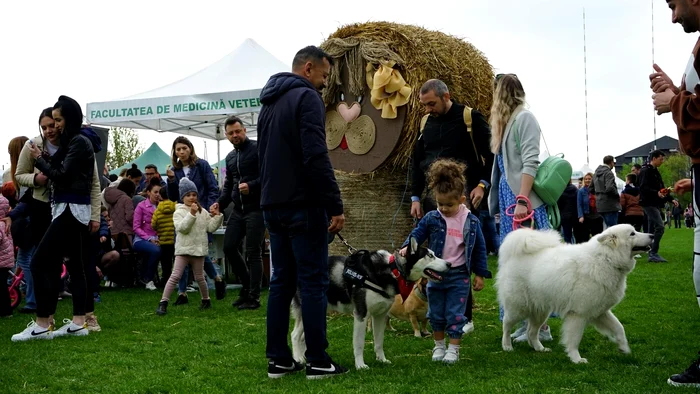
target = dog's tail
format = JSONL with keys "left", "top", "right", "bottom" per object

{"left": 499, "top": 229, "right": 562, "bottom": 265}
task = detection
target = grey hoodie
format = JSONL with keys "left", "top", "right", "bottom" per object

{"left": 593, "top": 164, "right": 621, "bottom": 213}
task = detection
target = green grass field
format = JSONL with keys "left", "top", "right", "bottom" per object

{"left": 1, "top": 227, "right": 699, "bottom": 393}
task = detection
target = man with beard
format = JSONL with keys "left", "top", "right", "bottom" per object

{"left": 651, "top": 0, "right": 700, "bottom": 387}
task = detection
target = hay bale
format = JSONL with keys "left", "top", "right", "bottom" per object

{"left": 321, "top": 21, "right": 494, "bottom": 171}
{"left": 329, "top": 168, "right": 414, "bottom": 255}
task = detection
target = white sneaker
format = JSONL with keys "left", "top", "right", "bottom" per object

{"left": 514, "top": 326, "right": 553, "bottom": 343}
{"left": 432, "top": 345, "right": 446, "bottom": 361}
{"left": 52, "top": 319, "right": 89, "bottom": 338}
{"left": 463, "top": 321, "right": 475, "bottom": 334}
{"left": 186, "top": 286, "right": 196, "bottom": 293}
{"left": 11, "top": 320, "right": 53, "bottom": 342}
{"left": 145, "top": 281, "right": 157, "bottom": 291}
{"left": 443, "top": 346, "right": 460, "bottom": 364}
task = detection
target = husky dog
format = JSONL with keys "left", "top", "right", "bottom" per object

{"left": 497, "top": 224, "right": 653, "bottom": 364}
{"left": 291, "top": 237, "right": 450, "bottom": 370}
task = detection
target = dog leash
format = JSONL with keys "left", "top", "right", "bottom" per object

{"left": 505, "top": 195, "right": 535, "bottom": 231}
{"left": 335, "top": 232, "right": 358, "bottom": 255}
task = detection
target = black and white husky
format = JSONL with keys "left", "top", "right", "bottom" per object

{"left": 290, "top": 237, "right": 450, "bottom": 370}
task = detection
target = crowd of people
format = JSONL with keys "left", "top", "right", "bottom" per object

{"left": 3, "top": 1, "right": 700, "bottom": 387}
{"left": 1, "top": 97, "right": 267, "bottom": 341}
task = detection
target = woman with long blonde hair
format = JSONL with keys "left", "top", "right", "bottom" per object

{"left": 487, "top": 74, "right": 552, "bottom": 341}
{"left": 8, "top": 136, "right": 29, "bottom": 200}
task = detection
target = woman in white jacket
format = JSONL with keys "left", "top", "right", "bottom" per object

{"left": 156, "top": 178, "right": 222, "bottom": 315}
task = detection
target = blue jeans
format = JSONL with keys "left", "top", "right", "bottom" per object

{"left": 16, "top": 246, "right": 36, "bottom": 309}
{"left": 178, "top": 256, "right": 218, "bottom": 293}
{"left": 264, "top": 207, "right": 330, "bottom": 365}
{"left": 133, "top": 240, "right": 161, "bottom": 282}
{"left": 479, "top": 209, "right": 500, "bottom": 254}
{"left": 427, "top": 267, "right": 470, "bottom": 339}
{"left": 601, "top": 212, "right": 619, "bottom": 228}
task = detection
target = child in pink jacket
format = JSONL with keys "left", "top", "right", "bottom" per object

{"left": 0, "top": 195, "right": 15, "bottom": 317}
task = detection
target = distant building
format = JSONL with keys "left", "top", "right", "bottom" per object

{"left": 614, "top": 135, "right": 679, "bottom": 174}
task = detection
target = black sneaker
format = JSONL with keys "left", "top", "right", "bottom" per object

{"left": 238, "top": 299, "right": 261, "bottom": 310}
{"left": 156, "top": 301, "right": 168, "bottom": 316}
{"left": 306, "top": 361, "right": 349, "bottom": 380}
{"left": 215, "top": 279, "right": 227, "bottom": 300}
{"left": 232, "top": 290, "right": 249, "bottom": 307}
{"left": 174, "top": 294, "right": 188, "bottom": 306}
{"left": 668, "top": 354, "right": 700, "bottom": 388}
{"left": 268, "top": 359, "right": 304, "bottom": 379}
{"left": 200, "top": 299, "right": 212, "bottom": 310}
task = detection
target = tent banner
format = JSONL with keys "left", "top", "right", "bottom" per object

{"left": 87, "top": 89, "right": 263, "bottom": 124}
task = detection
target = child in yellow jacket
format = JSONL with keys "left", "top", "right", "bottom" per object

{"left": 151, "top": 187, "right": 176, "bottom": 283}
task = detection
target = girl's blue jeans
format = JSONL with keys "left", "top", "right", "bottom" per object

{"left": 16, "top": 246, "right": 36, "bottom": 309}
{"left": 427, "top": 266, "right": 470, "bottom": 339}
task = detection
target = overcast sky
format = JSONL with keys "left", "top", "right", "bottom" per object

{"left": 0, "top": 0, "right": 696, "bottom": 174}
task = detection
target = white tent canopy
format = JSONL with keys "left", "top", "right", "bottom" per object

{"left": 86, "top": 38, "right": 289, "bottom": 141}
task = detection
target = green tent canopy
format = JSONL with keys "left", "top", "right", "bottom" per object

{"left": 110, "top": 142, "right": 172, "bottom": 176}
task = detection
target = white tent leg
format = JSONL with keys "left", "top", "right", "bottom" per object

{"left": 217, "top": 139, "right": 222, "bottom": 189}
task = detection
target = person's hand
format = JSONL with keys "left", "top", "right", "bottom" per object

{"left": 28, "top": 142, "right": 41, "bottom": 159}
{"left": 35, "top": 173, "right": 48, "bottom": 186}
{"left": 149, "top": 238, "right": 159, "bottom": 245}
{"left": 675, "top": 179, "right": 692, "bottom": 195}
{"left": 673, "top": 200, "right": 680, "bottom": 208}
{"left": 166, "top": 165, "right": 175, "bottom": 179}
{"left": 473, "top": 275, "right": 485, "bottom": 291}
{"left": 210, "top": 203, "right": 220, "bottom": 216}
{"left": 399, "top": 247, "right": 407, "bottom": 257}
{"left": 470, "top": 186, "right": 484, "bottom": 209}
{"left": 514, "top": 204, "right": 529, "bottom": 220}
{"left": 658, "top": 191, "right": 666, "bottom": 199}
{"left": 653, "top": 88, "right": 675, "bottom": 115}
{"left": 328, "top": 214, "right": 345, "bottom": 233}
{"left": 239, "top": 183, "right": 249, "bottom": 195}
{"left": 100, "top": 236, "right": 107, "bottom": 243}
{"left": 1, "top": 217, "right": 10, "bottom": 234}
{"left": 579, "top": 217, "right": 584, "bottom": 224}
{"left": 89, "top": 220, "right": 100, "bottom": 233}
{"left": 190, "top": 202, "right": 199, "bottom": 215}
{"left": 410, "top": 201, "right": 423, "bottom": 219}
{"left": 650, "top": 64, "right": 678, "bottom": 94}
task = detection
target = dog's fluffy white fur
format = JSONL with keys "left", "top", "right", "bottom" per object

{"left": 496, "top": 224, "right": 653, "bottom": 363}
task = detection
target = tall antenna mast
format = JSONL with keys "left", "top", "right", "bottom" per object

{"left": 652, "top": 0, "right": 658, "bottom": 150}
{"left": 583, "top": 7, "right": 590, "bottom": 165}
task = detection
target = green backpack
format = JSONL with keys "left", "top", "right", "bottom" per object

{"left": 512, "top": 119, "right": 572, "bottom": 229}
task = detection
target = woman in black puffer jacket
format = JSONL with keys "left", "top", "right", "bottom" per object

{"left": 11, "top": 96, "right": 100, "bottom": 342}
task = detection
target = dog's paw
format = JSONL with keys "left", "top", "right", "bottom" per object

{"left": 619, "top": 345, "right": 631, "bottom": 354}
{"left": 414, "top": 332, "right": 422, "bottom": 338}
{"left": 376, "top": 357, "right": 391, "bottom": 364}
{"left": 355, "top": 363, "right": 370, "bottom": 370}
{"left": 573, "top": 357, "right": 588, "bottom": 364}
{"left": 536, "top": 347, "right": 551, "bottom": 353}
{"left": 502, "top": 344, "right": 514, "bottom": 352}
{"left": 421, "top": 331, "right": 431, "bottom": 337}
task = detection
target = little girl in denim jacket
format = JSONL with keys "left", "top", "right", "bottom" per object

{"left": 400, "top": 159, "right": 491, "bottom": 363}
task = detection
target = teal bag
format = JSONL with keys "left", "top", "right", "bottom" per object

{"left": 513, "top": 119, "right": 572, "bottom": 229}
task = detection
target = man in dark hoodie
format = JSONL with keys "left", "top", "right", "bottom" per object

{"left": 557, "top": 179, "right": 579, "bottom": 243}
{"left": 593, "top": 155, "right": 621, "bottom": 228}
{"left": 639, "top": 150, "right": 678, "bottom": 263}
{"left": 257, "top": 46, "right": 347, "bottom": 379}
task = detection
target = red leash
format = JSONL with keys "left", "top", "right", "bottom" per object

{"left": 505, "top": 195, "right": 535, "bottom": 231}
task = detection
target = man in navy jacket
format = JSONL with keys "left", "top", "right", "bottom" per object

{"left": 258, "top": 45, "right": 347, "bottom": 379}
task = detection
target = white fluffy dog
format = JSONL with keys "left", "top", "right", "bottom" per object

{"left": 496, "top": 224, "right": 653, "bottom": 363}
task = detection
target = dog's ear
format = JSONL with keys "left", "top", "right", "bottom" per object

{"left": 409, "top": 236, "right": 418, "bottom": 256}
{"left": 598, "top": 233, "right": 618, "bottom": 246}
